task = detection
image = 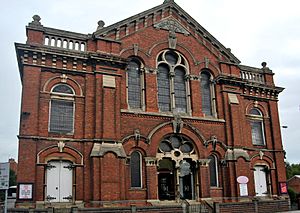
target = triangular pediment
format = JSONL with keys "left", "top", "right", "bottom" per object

{"left": 153, "top": 18, "right": 190, "bottom": 35}
{"left": 94, "top": 1, "right": 240, "bottom": 64}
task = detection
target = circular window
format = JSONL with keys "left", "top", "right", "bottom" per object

{"left": 158, "top": 135, "right": 194, "bottom": 155}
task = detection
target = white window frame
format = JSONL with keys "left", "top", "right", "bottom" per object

{"left": 48, "top": 84, "right": 75, "bottom": 134}
{"left": 248, "top": 108, "right": 265, "bottom": 145}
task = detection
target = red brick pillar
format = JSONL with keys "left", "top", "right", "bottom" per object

{"left": 198, "top": 159, "right": 210, "bottom": 198}
{"left": 145, "top": 157, "right": 158, "bottom": 201}
{"left": 91, "top": 157, "right": 100, "bottom": 202}
{"left": 145, "top": 71, "right": 159, "bottom": 112}
{"left": 36, "top": 165, "right": 45, "bottom": 201}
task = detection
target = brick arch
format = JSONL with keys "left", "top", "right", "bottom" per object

{"left": 147, "top": 122, "right": 206, "bottom": 158}
{"left": 199, "top": 65, "right": 220, "bottom": 78}
{"left": 37, "top": 144, "right": 83, "bottom": 165}
{"left": 42, "top": 75, "right": 83, "bottom": 96}
{"left": 245, "top": 102, "right": 269, "bottom": 117}
{"left": 250, "top": 153, "right": 274, "bottom": 169}
{"left": 119, "top": 48, "right": 150, "bottom": 62}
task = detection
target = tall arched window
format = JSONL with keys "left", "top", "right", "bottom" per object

{"left": 200, "top": 70, "right": 214, "bottom": 116}
{"left": 127, "top": 58, "right": 144, "bottom": 110}
{"left": 49, "top": 84, "right": 75, "bottom": 134}
{"left": 130, "top": 151, "right": 142, "bottom": 188}
{"left": 157, "top": 50, "right": 189, "bottom": 113}
{"left": 208, "top": 155, "right": 218, "bottom": 187}
{"left": 249, "top": 108, "right": 265, "bottom": 145}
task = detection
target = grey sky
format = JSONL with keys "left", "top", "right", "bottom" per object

{"left": 1, "top": 0, "right": 299, "bottom": 163}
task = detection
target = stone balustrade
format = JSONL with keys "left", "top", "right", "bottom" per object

{"left": 44, "top": 35, "right": 86, "bottom": 52}
{"left": 241, "top": 70, "right": 265, "bottom": 84}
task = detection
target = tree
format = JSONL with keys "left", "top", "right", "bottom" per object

{"left": 285, "top": 162, "right": 300, "bottom": 179}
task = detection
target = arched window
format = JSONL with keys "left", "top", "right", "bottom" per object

{"left": 208, "top": 155, "right": 218, "bottom": 187}
{"left": 249, "top": 108, "right": 265, "bottom": 145}
{"left": 49, "top": 84, "right": 75, "bottom": 134}
{"left": 127, "top": 58, "right": 144, "bottom": 110}
{"left": 200, "top": 71, "right": 214, "bottom": 116}
{"left": 130, "top": 151, "right": 142, "bottom": 188}
{"left": 157, "top": 50, "right": 189, "bottom": 113}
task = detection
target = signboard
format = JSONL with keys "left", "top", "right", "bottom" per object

{"left": 237, "top": 176, "right": 249, "bottom": 196}
{"left": 0, "top": 163, "right": 10, "bottom": 190}
{"left": 237, "top": 176, "right": 249, "bottom": 184}
{"left": 239, "top": 183, "right": 248, "bottom": 196}
{"left": 279, "top": 182, "right": 288, "bottom": 194}
{"left": 19, "top": 183, "right": 33, "bottom": 200}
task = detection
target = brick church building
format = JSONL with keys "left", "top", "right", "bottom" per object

{"left": 15, "top": 0, "right": 288, "bottom": 211}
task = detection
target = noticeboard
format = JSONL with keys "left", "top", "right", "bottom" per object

{"left": 0, "top": 162, "right": 10, "bottom": 190}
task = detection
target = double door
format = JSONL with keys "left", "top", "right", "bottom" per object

{"left": 46, "top": 160, "right": 73, "bottom": 202}
{"left": 254, "top": 166, "right": 268, "bottom": 196}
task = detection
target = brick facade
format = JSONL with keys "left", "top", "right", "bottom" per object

{"left": 15, "top": 0, "right": 288, "bottom": 210}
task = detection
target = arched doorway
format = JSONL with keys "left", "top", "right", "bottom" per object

{"left": 157, "top": 135, "right": 198, "bottom": 200}
{"left": 254, "top": 165, "right": 268, "bottom": 196}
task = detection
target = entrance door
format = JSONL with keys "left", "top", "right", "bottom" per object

{"left": 158, "top": 173, "right": 175, "bottom": 200}
{"left": 46, "top": 161, "right": 73, "bottom": 202}
{"left": 254, "top": 166, "right": 268, "bottom": 196}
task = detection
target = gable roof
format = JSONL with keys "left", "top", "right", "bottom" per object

{"left": 93, "top": 0, "right": 240, "bottom": 64}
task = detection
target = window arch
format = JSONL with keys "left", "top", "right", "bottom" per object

{"left": 130, "top": 151, "right": 142, "bottom": 188}
{"left": 200, "top": 70, "right": 215, "bottom": 116}
{"left": 127, "top": 58, "right": 144, "bottom": 110}
{"left": 49, "top": 84, "right": 75, "bottom": 134}
{"left": 249, "top": 108, "right": 265, "bottom": 145}
{"left": 157, "top": 50, "right": 190, "bottom": 114}
{"left": 208, "top": 155, "right": 219, "bottom": 187}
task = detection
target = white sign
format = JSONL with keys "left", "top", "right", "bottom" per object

{"left": 239, "top": 183, "right": 248, "bottom": 196}
{"left": 0, "top": 163, "right": 10, "bottom": 190}
{"left": 19, "top": 184, "right": 33, "bottom": 199}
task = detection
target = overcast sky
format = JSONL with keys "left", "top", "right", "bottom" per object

{"left": 0, "top": 0, "right": 299, "bottom": 163}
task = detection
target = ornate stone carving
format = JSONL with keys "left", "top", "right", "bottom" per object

{"left": 57, "top": 141, "right": 65, "bottom": 153}
{"left": 259, "top": 150, "right": 264, "bottom": 160}
{"left": 145, "top": 157, "right": 156, "bottom": 166}
{"left": 154, "top": 18, "right": 190, "bottom": 36}
{"left": 97, "top": 20, "right": 105, "bottom": 31}
{"left": 133, "top": 44, "right": 139, "bottom": 56}
{"left": 134, "top": 129, "right": 141, "bottom": 145}
{"left": 60, "top": 74, "right": 68, "bottom": 83}
{"left": 198, "top": 159, "right": 211, "bottom": 166}
{"left": 225, "top": 149, "right": 250, "bottom": 161}
{"left": 29, "top": 15, "right": 43, "bottom": 27}
{"left": 168, "top": 30, "right": 177, "bottom": 49}
{"left": 172, "top": 114, "right": 183, "bottom": 133}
